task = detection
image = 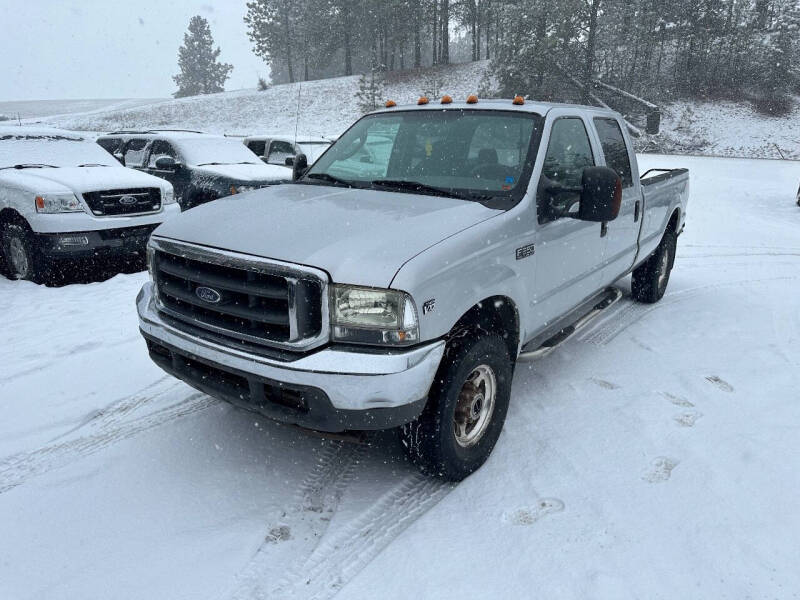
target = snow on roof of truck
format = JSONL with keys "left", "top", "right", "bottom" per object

{"left": 375, "top": 98, "right": 621, "bottom": 117}
{"left": 0, "top": 125, "right": 86, "bottom": 141}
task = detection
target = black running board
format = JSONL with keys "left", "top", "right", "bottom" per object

{"left": 517, "top": 288, "right": 622, "bottom": 362}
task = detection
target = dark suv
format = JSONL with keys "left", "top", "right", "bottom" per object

{"left": 96, "top": 130, "right": 290, "bottom": 210}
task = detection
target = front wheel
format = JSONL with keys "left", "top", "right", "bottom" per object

{"left": 400, "top": 333, "right": 513, "bottom": 481}
{"left": 1, "top": 223, "right": 47, "bottom": 283}
{"left": 631, "top": 230, "right": 677, "bottom": 303}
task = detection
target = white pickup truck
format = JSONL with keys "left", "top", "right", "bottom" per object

{"left": 137, "top": 99, "right": 688, "bottom": 480}
{"left": 0, "top": 127, "right": 179, "bottom": 281}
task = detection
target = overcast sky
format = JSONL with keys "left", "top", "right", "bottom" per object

{"left": 0, "top": 0, "right": 266, "bottom": 101}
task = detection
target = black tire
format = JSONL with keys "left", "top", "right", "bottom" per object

{"left": 1, "top": 223, "right": 47, "bottom": 283}
{"left": 631, "top": 230, "right": 677, "bottom": 303}
{"left": 400, "top": 333, "right": 513, "bottom": 481}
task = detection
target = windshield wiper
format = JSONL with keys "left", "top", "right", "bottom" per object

{"left": 302, "top": 172, "right": 354, "bottom": 187}
{"left": 0, "top": 163, "right": 59, "bottom": 170}
{"left": 371, "top": 179, "right": 470, "bottom": 200}
{"left": 197, "top": 162, "right": 228, "bottom": 166}
{"left": 77, "top": 163, "right": 108, "bottom": 167}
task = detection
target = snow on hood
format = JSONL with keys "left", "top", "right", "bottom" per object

{"left": 194, "top": 162, "right": 290, "bottom": 183}
{"left": 152, "top": 183, "right": 502, "bottom": 287}
{"left": 0, "top": 166, "right": 167, "bottom": 195}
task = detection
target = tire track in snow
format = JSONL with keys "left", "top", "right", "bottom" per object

{"left": 227, "top": 439, "right": 368, "bottom": 599}
{"left": 0, "top": 389, "right": 214, "bottom": 495}
{"left": 579, "top": 275, "right": 800, "bottom": 346}
{"left": 263, "top": 473, "right": 454, "bottom": 600}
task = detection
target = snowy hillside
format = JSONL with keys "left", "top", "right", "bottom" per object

{"left": 1, "top": 154, "right": 799, "bottom": 599}
{"left": 46, "top": 61, "right": 492, "bottom": 138}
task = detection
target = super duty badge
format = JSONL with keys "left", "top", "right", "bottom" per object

{"left": 516, "top": 244, "right": 535, "bottom": 260}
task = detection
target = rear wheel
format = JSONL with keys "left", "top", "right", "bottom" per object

{"left": 400, "top": 333, "right": 513, "bottom": 481}
{"left": 1, "top": 223, "right": 47, "bottom": 283}
{"left": 631, "top": 230, "right": 677, "bottom": 303}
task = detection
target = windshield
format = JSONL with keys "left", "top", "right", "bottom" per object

{"left": 176, "top": 137, "right": 262, "bottom": 165}
{"left": 0, "top": 133, "right": 117, "bottom": 169}
{"left": 298, "top": 141, "right": 331, "bottom": 162}
{"left": 306, "top": 109, "right": 542, "bottom": 201}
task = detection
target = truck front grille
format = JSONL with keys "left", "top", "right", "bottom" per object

{"left": 83, "top": 187, "right": 161, "bottom": 216}
{"left": 151, "top": 238, "right": 326, "bottom": 351}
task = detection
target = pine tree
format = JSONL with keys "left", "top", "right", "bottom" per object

{"left": 173, "top": 16, "right": 233, "bottom": 98}
{"left": 355, "top": 68, "right": 386, "bottom": 113}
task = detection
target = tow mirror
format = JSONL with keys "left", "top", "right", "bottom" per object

{"left": 155, "top": 156, "right": 178, "bottom": 171}
{"left": 292, "top": 153, "right": 308, "bottom": 181}
{"left": 578, "top": 166, "right": 622, "bottom": 222}
{"left": 284, "top": 156, "right": 295, "bottom": 167}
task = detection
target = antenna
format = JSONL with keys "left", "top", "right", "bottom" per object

{"left": 293, "top": 82, "right": 302, "bottom": 147}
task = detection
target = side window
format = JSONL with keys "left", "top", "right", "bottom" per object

{"left": 97, "top": 138, "right": 123, "bottom": 162}
{"left": 147, "top": 140, "right": 177, "bottom": 168}
{"left": 594, "top": 117, "right": 633, "bottom": 188}
{"left": 267, "top": 140, "right": 295, "bottom": 165}
{"left": 123, "top": 139, "right": 149, "bottom": 168}
{"left": 537, "top": 118, "right": 595, "bottom": 224}
{"left": 247, "top": 140, "right": 266, "bottom": 157}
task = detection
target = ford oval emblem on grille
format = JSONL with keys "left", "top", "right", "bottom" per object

{"left": 195, "top": 286, "right": 222, "bottom": 303}
{"left": 118, "top": 195, "right": 138, "bottom": 205}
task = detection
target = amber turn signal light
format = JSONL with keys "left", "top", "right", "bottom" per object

{"left": 466, "top": 94, "right": 478, "bottom": 104}
{"left": 441, "top": 95, "right": 453, "bottom": 104}
{"left": 513, "top": 95, "right": 525, "bottom": 105}
{"left": 385, "top": 100, "right": 397, "bottom": 108}
{"left": 418, "top": 96, "right": 429, "bottom": 105}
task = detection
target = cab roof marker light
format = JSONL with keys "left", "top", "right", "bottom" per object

{"left": 513, "top": 95, "right": 525, "bottom": 105}
{"left": 418, "top": 96, "right": 429, "bottom": 105}
{"left": 385, "top": 100, "right": 397, "bottom": 108}
{"left": 441, "top": 95, "right": 453, "bottom": 104}
{"left": 466, "top": 94, "right": 479, "bottom": 104}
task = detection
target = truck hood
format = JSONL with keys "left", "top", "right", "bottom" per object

{"left": 193, "top": 163, "right": 289, "bottom": 183}
{"left": 152, "top": 183, "right": 502, "bottom": 287}
{"left": 0, "top": 166, "right": 165, "bottom": 195}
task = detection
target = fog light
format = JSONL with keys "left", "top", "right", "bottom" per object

{"left": 59, "top": 235, "right": 89, "bottom": 246}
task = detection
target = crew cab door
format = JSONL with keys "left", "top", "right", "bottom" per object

{"left": 529, "top": 113, "right": 606, "bottom": 328}
{"left": 592, "top": 116, "right": 640, "bottom": 282}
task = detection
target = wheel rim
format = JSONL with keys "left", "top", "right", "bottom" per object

{"left": 453, "top": 364, "right": 497, "bottom": 448}
{"left": 657, "top": 246, "right": 670, "bottom": 292}
{"left": 8, "top": 236, "right": 29, "bottom": 277}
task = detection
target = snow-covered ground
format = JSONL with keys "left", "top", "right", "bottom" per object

{"left": 655, "top": 99, "right": 800, "bottom": 159}
{"left": 29, "top": 63, "right": 800, "bottom": 161}
{"left": 0, "top": 98, "right": 167, "bottom": 121}
{"left": 41, "top": 61, "right": 491, "bottom": 138}
{"left": 1, "top": 154, "right": 799, "bottom": 599}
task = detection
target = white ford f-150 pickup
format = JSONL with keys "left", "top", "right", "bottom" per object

{"left": 137, "top": 98, "right": 689, "bottom": 480}
{"left": 0, "top": 127, "right": 180, "bottom": 281}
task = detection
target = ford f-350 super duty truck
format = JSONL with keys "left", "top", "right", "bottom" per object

{"left": 137, "top": 98, "right": 689, "bottom": 480}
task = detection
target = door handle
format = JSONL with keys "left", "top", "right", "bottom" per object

{"left": 634, "top": 199, "right": 641, "bottom": 222}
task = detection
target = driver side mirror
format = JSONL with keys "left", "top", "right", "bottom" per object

{"left": 155, "top": 156, "right": 179, "bottom": 171}
{"left": 292, "top": 153, "right": 308, "bottom": 181}
{"left": 284, "top": 156, "right": 295, "bottom": 167}
{"left": 577, "top": 166, "right": 621, "bottom": 222}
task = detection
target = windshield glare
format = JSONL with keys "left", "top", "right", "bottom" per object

{"left": 177, "top": 137, "right": 262, "bottom": 165}
{"left": 0, "top": 134, "right": 116, "bottom": 168}
{"left": 308, "top": 109, "right": 541, "bottom": 199}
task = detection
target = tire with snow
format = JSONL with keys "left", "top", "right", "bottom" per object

{"left": 1, "top": 223, "right": 47, "bottom": 283}
{"left": 631, "top": 230, "right": 677, "bottom": 304}
{"left": 400, "top": 333, "right": 513, "bottom": 481}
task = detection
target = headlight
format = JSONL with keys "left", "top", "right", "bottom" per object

{"left": 330, "top": 285, "right": 419, "bottom": 346}
{"left": 162, "top": 187, "right": 176, "bottom": 205}
{"left": 34, "top": 193, "right": 84, "bottom": 214}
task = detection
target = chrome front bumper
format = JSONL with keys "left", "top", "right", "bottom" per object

{"left": 136, "top": 281, "right": 444, "bottom": 415}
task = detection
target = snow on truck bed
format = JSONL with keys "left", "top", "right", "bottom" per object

{"left": 1, "top": 154, "right": 799, "bottom": 599}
